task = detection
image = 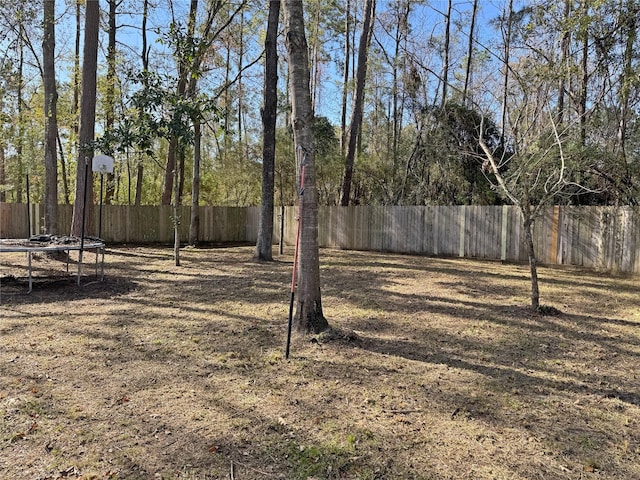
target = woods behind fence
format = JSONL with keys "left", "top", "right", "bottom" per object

{"left": 1, "top": 204, "right": 639, "bottom": 274}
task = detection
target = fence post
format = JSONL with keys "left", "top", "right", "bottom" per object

{"left": 501, "top": 205, "right": 509, "bottom": 261}
{"left": 458, "top": 206, "right": 466, "bottom": 257}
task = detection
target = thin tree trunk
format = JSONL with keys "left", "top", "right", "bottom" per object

{"left": 557, "top": 0, "right": 570, "bottom": 125}
{"left": 462, "top": 0, "right": 478, "bottom": 105}
{"left": 71, "top": 0, "right": 100, "bottom": 237}
{"left": 441, "top": 0, "right": 452, "bottom": 107}
{"left": 43, "top": 0, "right": 58, "bottom": 234}
{"left": 522, "top": 210, "right": 540, "bottom": 311}
{"left": 500, "top": 0, "right": 514, "bottom": 145}
{"left": 340, "top": 0, "right": 375, "bottom": 206}
{"left": 0, "top": 142, "right": 5, "bottom": 203}
{"left": 56, "top": 133, "right": 70, "bottom": 203}
{"left": 283, "top": 0, "right": 329, "bottom": 334}
{"left": 617, "top": 0, "right": 636, "bottom": 163}
{"left": 134, "top": 159, "right": 144, "bottom": 205}
{"left": 340, "top": 0, "right": 351, "bottom": 157}
{"left": 255, "top": 0, "right": 280, "bottom": 261}
{"left": 104, "top": 0, "right": 117, "bottom": 203}
{"left": 73, "top": 0, "right": 81, "bottom": 140}
{"left": 161, "top": 0, "right": 198, "bottom": 205}
{"left": 189, "top": 122, "right": 201, "bottom": 246}
{"left": 16, "top": 23, "right": 25, "bottom": 202}
{"left": 135, "top": 0, "right": 149, "bottom": 206}
{"left": 579, "top": 0, "right": 589, "bottom": 146}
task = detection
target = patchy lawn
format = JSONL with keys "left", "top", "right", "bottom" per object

{"left": 1, "top": 245, "right": 639, "bottom": 480}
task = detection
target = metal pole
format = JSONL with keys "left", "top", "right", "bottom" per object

{"left": 26, "top": 170, "right": 31, "bottom": 238}
{"left": 285, "top": 159, "right": 306, "bottom": 360}
{"left": 98, "top": 173, "right": 104, "bottom": 239}
{"left": 78, "top": 157, "right": 89, "bottom": 286}
{"left": 279, "top": 204, "right": 285, "bottom": 256}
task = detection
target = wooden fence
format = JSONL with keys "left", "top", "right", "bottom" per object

{"left": 1, "top": 203, "right": 639, "bottom": 274}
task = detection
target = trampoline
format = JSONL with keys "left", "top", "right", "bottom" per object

{"left": 0, "top": 235, "right": 105, "bottom": 293}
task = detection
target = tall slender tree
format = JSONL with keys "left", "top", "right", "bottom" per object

{"left": 282, "top": 0, "right": 329, "bottom": 333}
{"left": 161, "top": 0, "right": 198, "bottom": 206}
{"left": 71, "top": 0, "right": 100, "bottom": 237}
{"left": 340, "top": 0, "right": 375, "bottom": 206}
{"left": 43, "top": 0, "right": 58, "bottom": 234}
{"left": 104, "top": 0, "right": 118, "bottom": 204}
{"left": 255, "top": 0, "right": 280, "bottom": 261}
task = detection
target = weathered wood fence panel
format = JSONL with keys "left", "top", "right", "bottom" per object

{"left": 1, "top": 203, "right": 639, "bottom": 273}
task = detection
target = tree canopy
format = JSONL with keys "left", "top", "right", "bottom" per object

{"left": 0, "top": 0, "right": 638, "bottom": 209}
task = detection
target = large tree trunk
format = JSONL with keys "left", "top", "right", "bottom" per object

{"left": 43, "top": 0, "right": 58, "bottom": 234}
{"left": 283, "top": 0, "right": 329, "bottom": 334}
{"left": 340, "top": 0, "right": 375, "bottom": 206}
{"left": 255, "top": 0, "right": 280, "bottom": 261}
{"left": 71, "top": 0, "right": 100, "bottom": 237}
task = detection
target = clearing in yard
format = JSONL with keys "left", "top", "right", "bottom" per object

{"left": 1, "top": 246, "right": 639, "bottom": 479}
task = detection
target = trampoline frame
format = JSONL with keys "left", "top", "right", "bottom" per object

{"left": 0, "top": 238, "right": 105, "bottom": 293}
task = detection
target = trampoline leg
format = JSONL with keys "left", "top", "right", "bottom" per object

{"left": 27, "top": 252, "right": 33, "bottom": 294}
{"left": 77, "top": 250, "right": 83, "bottom": 286}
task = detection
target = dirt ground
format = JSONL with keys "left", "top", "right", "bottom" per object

{"left": 1, "top": 245, "right": 639, "bottom": 480}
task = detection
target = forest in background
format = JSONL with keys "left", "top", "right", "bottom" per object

{"left": 0, "top": 0, "right": 639, "bottom": 211}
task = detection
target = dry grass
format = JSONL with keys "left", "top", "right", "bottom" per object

{"left": 1, "top": 245, "right": 639, "bottom": 480}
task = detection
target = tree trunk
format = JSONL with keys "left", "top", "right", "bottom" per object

{"left": 0, "top": 142, "right": 5, "bottom": 203}
{"left": 104, "top": 0, "right": 117, "bottom": 204}
{"left": 255, "top": 0, "right": 280, "bottom": 261}
{"left": 16, "top": 30, "right": 25, "bottom": 202}
{"left": 283, "top": 0, "right": 329, "bottom": 334}
{"left": 71, "top": 0, "right": 100, "bottom": 238}
{"left": 500, "top": 0, "right": 513, "bottom": 145}
{"left": 134, "top": 0, "right": 149, "bottom": 207}
{"left": 189, "top": 122, "right": 201, "bottom": 246}
{"left": 56, "top": 133, "right": 70, "bottom": 203}
{"left": 134, "top": 160, "right": 144, "bottom": 206}
{"left": 462, "top": 0, "right": 478, "bottom": 105}
{"left": 340, "top": 0, "right": 375, "bottom": 206}
{"left": 579, "top": 0, "right": 589, "bottom": 146}
{"left": 43, "top": 0, "right": 58, "bottom": 234}
{"left": 522, "top": 209, "right": 540, "bottom": 311}
{"left": 617, "top": 0, "right": 636, "bottom": 164}
{"left": 340, "top": 0, "right": 351, "bottom": 157}
{"left": 557, "top": 0, "right": 570, "bottom": 125}
{"left": 161, "top": 0, "right": 198, "bottom": 206}
{"left": 441, "top": 0, "right": 452, "bottom": 107}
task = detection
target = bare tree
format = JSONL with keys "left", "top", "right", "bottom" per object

{"left": 282, "top": 0, "right": 329, "bottom": 333}
{"left": 478, "top": 83, "right": 592, "bottom": 311}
